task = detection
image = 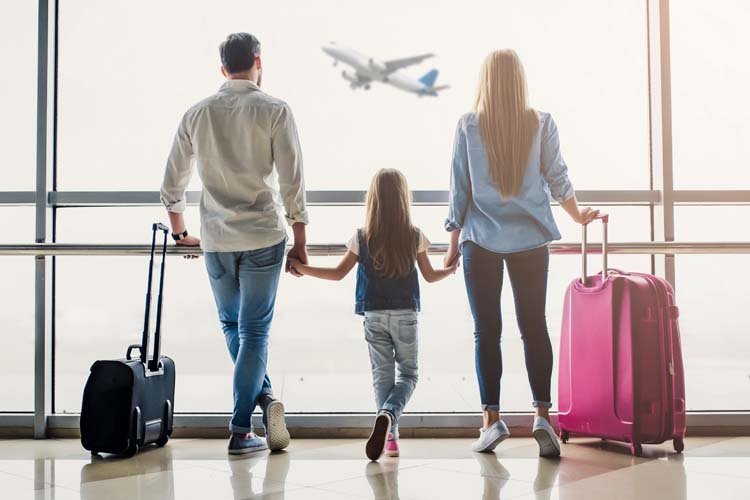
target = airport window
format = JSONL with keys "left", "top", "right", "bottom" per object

{"left": 0, "top": 0, "right": 37, "bottom": 190}
{"left": 2, "top": 0, "right": 750, "bottom": 425}
{"left": 0, "top": 208, "right": 35, "bottom": 411}
{"left": 674, "top": 207, "right": 750, "bottom": 411}
{"left": 56, "top": 0, "right": 648, "bottom": 190}
{"left": 53, "top": 207, "right": 651, "bottom": 414}
{"left": 0, "top": 257, "right": 34, "bottom": 411}
{"left": 671, "top": 0, "right": 750, "bottom": 189}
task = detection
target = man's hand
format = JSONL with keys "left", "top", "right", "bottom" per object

{"left": 286, "top": 242, "right": 308, "bottom": 277}
{"left": 176, "top": 235, "right": 201, "bottom": 259}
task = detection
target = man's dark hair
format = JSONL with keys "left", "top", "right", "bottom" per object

{"left": 219, "top": 33, "right": 261, "bottom": 74}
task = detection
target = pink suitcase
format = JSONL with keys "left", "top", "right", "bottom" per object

{"left": 557, "top": 215, "right": 686, "bottom": 456}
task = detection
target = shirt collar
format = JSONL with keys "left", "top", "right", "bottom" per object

{"left": 219, "top": 79, "right": 260, "bottom": 92}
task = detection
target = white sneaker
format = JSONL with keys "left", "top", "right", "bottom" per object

{"left": 471, "top": 420, "right": 510, "bottom": 453}
{"left": 532, "top": 417, "right": 561, "bottom": 458}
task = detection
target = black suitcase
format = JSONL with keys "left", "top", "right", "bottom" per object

{"left": 80, "top": 223, "right": 176, "bottom": 456}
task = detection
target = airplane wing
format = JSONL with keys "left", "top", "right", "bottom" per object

{"left": 383, "top": 53, "right": 434, "bottom": 73}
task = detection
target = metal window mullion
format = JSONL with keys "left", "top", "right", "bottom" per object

{"left": 50, "top": 0, "right": 60, "bottom": 416}
{"left": 648, "top": 0, "right": 677, "bottom": 287}
{"left": 33, "top": 0, "right": 51, "bottom": 439}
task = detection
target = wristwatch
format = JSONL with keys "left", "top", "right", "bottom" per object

{"left": 172, "top": 230, "right": 189, "bottom": 241}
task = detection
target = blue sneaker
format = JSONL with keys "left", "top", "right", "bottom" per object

{"left": 228, "top": 434, "right": 268, "bottom": 455}
{"left": 261, "top": 396, "right": 290, "bottom": 452}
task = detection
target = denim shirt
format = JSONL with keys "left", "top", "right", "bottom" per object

{"left": 445, "top": 111, "right": 575, "bottom": 254}
{"left": 354, "top": 229, "right": 420, "bottom": 315}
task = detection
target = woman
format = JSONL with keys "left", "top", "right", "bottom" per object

{"left": 444, "top": 50, "right": 598, "bottom": 457}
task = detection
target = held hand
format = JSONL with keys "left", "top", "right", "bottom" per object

{"left": 286, "top": 242, "right": 308, "bottom": 277}
{"left": 447, "top": 259, "right": 460, "bottom": 274}
{"left": 444, "top": 243, "right": 460, "bottom": 268}
{"left": 176, "top": 235, "right": 201, "bottom": 260}
{"left": 287, "top": 257, "right": 305, "bottom": 275}
{"left": 577, "top": 207, "right": 600, "bottom": 225}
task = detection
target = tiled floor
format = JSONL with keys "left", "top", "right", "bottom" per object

{"left": 1, "top": 436, "right": 749, "bottom": 499}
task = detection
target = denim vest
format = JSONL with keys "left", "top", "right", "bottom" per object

{"left": 354, "top": 229, "right": 420, "bottom": 315}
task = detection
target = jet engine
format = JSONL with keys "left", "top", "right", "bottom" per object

{"left": 341, "top": 70, "right": 359, "bottom": 83}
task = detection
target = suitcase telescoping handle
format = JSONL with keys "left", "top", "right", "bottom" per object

{"left": 149, "top": 223, "right": 169, "bottom": 372}
{"left": 136, "top": 223, "right": 169, "bottom": 370}
{"left": 581, "top": 213, "right": 609, "bottom": 285}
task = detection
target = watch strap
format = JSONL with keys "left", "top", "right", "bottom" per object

{"left": 172, "top": 230, "right": 188, "bottom": 241}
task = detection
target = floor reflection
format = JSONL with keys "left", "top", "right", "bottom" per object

{"left": 1, "top": 437, "right": 731, "bottom": 500}
{"left": 532, "top": 456, "right": 560, "bottom": 499}
{"left": 228, "top": 451, "right": 291, "bottom": 499}
{"left": 366, "top": 460, "right": 401, "bottom": 499}
{"left": 80, "top": 447, "right": 176, "bottom": 500}
{"left": 475, "top": 453, "right": 510, "bottom": 499}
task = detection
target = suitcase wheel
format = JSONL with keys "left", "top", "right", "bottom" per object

{"left": 673, "top": 437, "right": 684, "bottom": 453}
{"left": 156, "top": 435, "right": 169, "bottom": 448}
{"left": 124, "top": 440, "right": 139, "bottom": 458}
{"left": 630, "top": 443, "right": 643, "bottom": 457}
{"left": 560, "top": 430, "right": 569, "bottom": 444}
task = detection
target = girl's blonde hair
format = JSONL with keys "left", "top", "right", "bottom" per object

{"left": 474, "top": 49, "right": 539, "bottom": 199}
{"left": 365, "top": 168, "right": 418, "bottom": 279}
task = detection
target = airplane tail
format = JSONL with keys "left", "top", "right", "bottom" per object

{"left": 418, "top": 69, "right": 439, "bottom": 88}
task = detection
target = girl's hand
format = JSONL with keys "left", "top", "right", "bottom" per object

{"left": 287, "top": 257, "right": 305, "bottom": 275}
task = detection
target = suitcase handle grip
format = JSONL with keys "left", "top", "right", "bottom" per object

{"left": 126, "top": 344, "right": 142, "bottom": 361}
{"left": 581, "top": 213, "right": 609, "bottom": 285}
{"left": 153, "top": 223, "right": 169, "bottom": 233}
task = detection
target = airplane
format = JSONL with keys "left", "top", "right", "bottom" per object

{"left": 321, "top": 42, "right": 449, "bottom": 97}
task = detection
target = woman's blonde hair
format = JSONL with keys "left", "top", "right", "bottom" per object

{"left": 365, "top": 168, "right": 418, "bottom": 279}
{"left": 474, "top": 49, "right": 539, "bottom": 199}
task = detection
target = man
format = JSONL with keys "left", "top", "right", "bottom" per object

{"left": 160, "top": 32, "right": 308, "bottom": 454}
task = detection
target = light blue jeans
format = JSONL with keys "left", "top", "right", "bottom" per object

{"left": 205, "top": 239, "right": 285, "bottom": 434}
{"left": 364, "top": 309, "right": 419, "bottom": 439}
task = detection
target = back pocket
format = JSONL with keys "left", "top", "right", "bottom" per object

{"left": 397, "top": 318, "right": 418, "bottom": 344}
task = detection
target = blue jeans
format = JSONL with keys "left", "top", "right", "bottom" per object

{"left": 364, "top": 309, "right": 419, "bottom": 439}
{"left": 463, "top": 242, "right": 553, "bottom": 411}
{"left": 205, "top": 239, "right": 285, "bottom": 434}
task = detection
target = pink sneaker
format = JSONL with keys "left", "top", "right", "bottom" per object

{"left": 384, "top": 433, "right": 400, "bottom": 457}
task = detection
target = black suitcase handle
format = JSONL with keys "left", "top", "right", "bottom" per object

{"left": 126, "top": 344, "right": 142, "bottom": 361}
{"left": 134, "top": 223, "right": 169, "bottom": 371}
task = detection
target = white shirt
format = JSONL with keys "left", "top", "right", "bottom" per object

{"left": 160, "top": 80, "right": 308, "bottom": 252}
{"left": 346, "top": 227, "right": 431, "bottom": 255}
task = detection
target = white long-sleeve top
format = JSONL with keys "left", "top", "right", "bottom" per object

{"left": 160, "top": 79, "right": 308, "bottom": 252}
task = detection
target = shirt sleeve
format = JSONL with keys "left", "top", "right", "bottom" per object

{"left": 445, "top": 117, "right": 471, "bottom": 231}
{"left": 272, "top": 103, "right": 309, "bottom": 226}
{"left": 160, "top": 113, "right": 194, "bottom": 213}
{"left": 416, "top": 228, "right": 431, "bottom": 253}
{"left": 540, "top": 114, "right": 575, "bottom": 203}
{"left": 346, "top": 232, "right": 359, "bottom": 256}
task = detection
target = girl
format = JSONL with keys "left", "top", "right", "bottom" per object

{"left": 444, "top": 50, "right": 599, "bottom": 457}
{"left": 288, "top": 168, "right": 458, "bottom": 461}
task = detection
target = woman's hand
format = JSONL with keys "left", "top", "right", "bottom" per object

{"left": 444, "top": 243, "right": 460, "bottom": 268}
{"left": 560, "top": 195, "right": 600, "bottom": 226}
{"left": 446, "top": 259, "right": 460, "bottom": 274}
{"left": 576, "top": 207, "right": 600, "bottom": 225}
{"left": 444, "top": 229, "right": 461, "bottom": 268}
